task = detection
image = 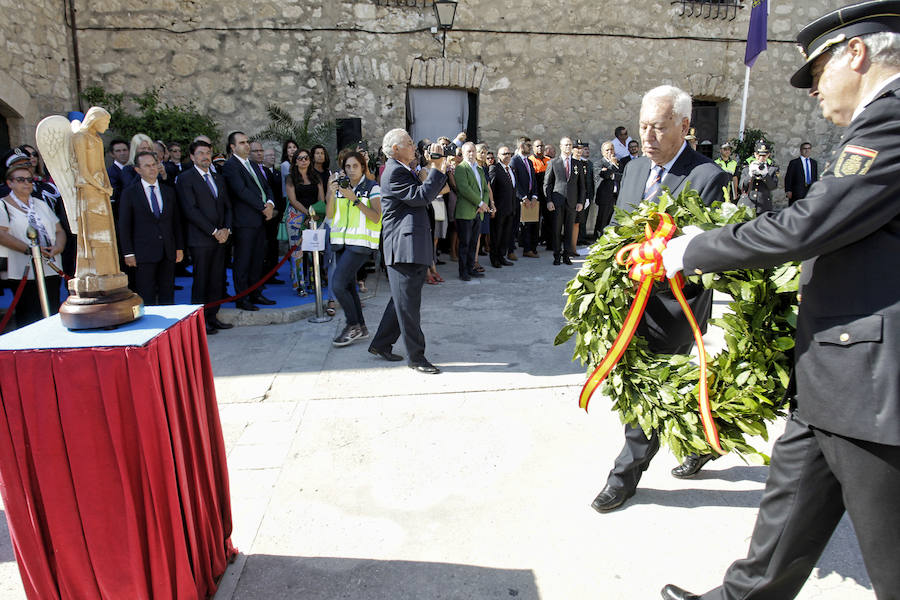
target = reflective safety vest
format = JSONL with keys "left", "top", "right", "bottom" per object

{"left": 331, "top": 177, "right": 382, "bottom": 249}
{"left": 715, "top": 157, "right": 738, "bottom": 174}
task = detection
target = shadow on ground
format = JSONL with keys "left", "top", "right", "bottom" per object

{"left": 232, "top": 555, "right": 539, "bottom": 600}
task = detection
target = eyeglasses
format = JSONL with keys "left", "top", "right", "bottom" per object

{"left": 9, "top": 177, "right": 31, "bottom": 184}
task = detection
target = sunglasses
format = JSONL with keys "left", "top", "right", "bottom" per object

{"left": 297, "top": 155, "right": 310, "bottom": 161}
{"left": 9, "top": 176, "right": 31, "bottom": 184}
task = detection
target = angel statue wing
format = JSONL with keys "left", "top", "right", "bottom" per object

{"left": 35, "top": 115, "right": 79, "bottom": 231}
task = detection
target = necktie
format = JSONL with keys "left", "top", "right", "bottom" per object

{"left": 804, "top": 158, "right": 811, "bottom": 185}
{"left": 204, "top": 173, "right": 218, "bottom": 198}
{"left": 245, "top": 160, "right": 266, "bottom": 203}
{"left": 565, "top": 158, "right": 570, "bottom": 178}
{"left": 505, "top": 165, "right": 514, "bottom": 187}
{"left": 149, "top": 185, "right": 161, "bottom": 218}
{"left": 643, "top": 165, "right": 666, "bottom": 201}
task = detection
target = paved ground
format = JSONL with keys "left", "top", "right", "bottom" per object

{"left": 0, "top": 249, "right": 874, "bottom": 599}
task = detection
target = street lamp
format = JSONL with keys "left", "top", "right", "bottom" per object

{"left": 432, "top": 0, "right": 458, "bottom": 57}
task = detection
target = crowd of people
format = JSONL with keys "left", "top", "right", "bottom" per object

{"left": 0, "top": 119, "right": 815, "bottom": 335}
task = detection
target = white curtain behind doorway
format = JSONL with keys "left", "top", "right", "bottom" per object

{"left": 407, "top": 88, "right": 469, "bottom": 145}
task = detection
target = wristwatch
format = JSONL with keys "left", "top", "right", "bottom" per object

{"left": 352, "top": 198, "right": 361, "bottom": 207}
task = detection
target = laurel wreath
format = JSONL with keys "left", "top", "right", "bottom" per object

{"left": 555, "top": 187, "right": 799, "bottom": 463}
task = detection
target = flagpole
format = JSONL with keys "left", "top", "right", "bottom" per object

{"left": 738, "top": 66, "right": 751, "bottom": 140}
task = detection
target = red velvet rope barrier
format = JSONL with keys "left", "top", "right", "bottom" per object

{"left": 0, "top": 266, "right": 33, "bottom": 332}
{"left": 202, "top": 243, "right": 299, "bottom": 309}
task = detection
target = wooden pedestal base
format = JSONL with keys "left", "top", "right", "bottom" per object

{"left": 59, "top": 288, "right": 144, "bottom": 330}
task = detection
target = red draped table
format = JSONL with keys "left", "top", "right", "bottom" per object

{"left": 0, "top": 306, "right": 235, "bottom": 599}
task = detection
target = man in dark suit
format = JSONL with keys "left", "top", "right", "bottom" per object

{"left": 662, "top": 6, "right": 900, "bottom": 599}
{"left": 251, "top": 141, "right": 286, "bottom": 284}
{"left": 512, "top": 137, "right": 540, "bottom": 258}
{"left": 221, "top": 131, "right": 276, "bottom": 311}
{"left": 488, "top": 146, "right": 517, "bottom": 269}
{"left": 369, "top": 129, "right": 449, "bottom": 374}
{"left": 784, "top": 141, "right": 818, "bottom": 206}
{"left": 176, "top": 140, "right": 234, "bottom": 335}
{"left": 544, "top": 137, "right": 584, "bottom": 265}
{"left": 119, "top": 151, "right": 184, "bottom": 305}
{"left": 590, "top": 85, "right": 731, "bottom": 514}
{"left": 107, "top": 139, "right": 130, "bottom": 216}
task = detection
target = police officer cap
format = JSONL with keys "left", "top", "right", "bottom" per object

{"left": 755, "top": 140, "right": 771, "bottom": 154}
{"left": 790, "top": 0, "right": 900, "bottom": 88}
{"left": 720, "top": 142, "right": 734, "bottom": 150}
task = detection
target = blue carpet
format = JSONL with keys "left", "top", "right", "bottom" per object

{"left": 0, "top": 258, "right": 327, "bottom": 311}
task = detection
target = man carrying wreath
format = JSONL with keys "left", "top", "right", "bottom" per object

{"left": 590, "top": 85, "right": 732, "bottom": 513}
{"left": 660, "top": 2, "right": 900, "bottom": 598}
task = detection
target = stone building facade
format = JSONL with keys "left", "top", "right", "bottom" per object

{"left": 3, "top": 0, "right": 847, "bottom": 177}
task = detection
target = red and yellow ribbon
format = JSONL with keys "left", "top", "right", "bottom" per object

{"left": 579, "top": 212, "right": 725, "bottom": 455}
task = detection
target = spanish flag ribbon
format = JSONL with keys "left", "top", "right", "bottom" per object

{"left": 579, "top": 212, "right": 725, "bottom": 455}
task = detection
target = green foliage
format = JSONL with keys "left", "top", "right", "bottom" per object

{"left": 556, "top": 186, "right": 798, "bottom": 463}
{"left": 81, "top": 85, "right": 221, "bottom": 148}
{"left": 730, "top": 127, "right": 771, "bottom": 165}
{"left": 255, "top": 103, "right": 335, "bottom": 149}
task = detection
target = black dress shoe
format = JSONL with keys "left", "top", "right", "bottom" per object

{"left": 252, "top": 293, "right": 276, "bottom": 305}
{"left": 468, "top": 270, "right": 484, "bottom": 278}
{"left": 205, "top": 324, "right": 218, "bottom": 335}
{"left": 368, "top": 346, "right": 404, "bottom": 362}
{"left": 490, "top": 260, "right": 503, "bottom": 268}
{"left": 211, "top": 318, "right": 234, "bottom": 330}
{"left": 409, "top": 361, "right": 441, "bottom": 374}
{"left": 671, "top": 453, "right": 716, "bottom": 479}
{"left": 459, "top": 274, "right": 472, "bottom": 281}
{"left": 499, "top": 257, "right": 513, "bottom": 266}
{"left": 661, "top": 584, "right": 700, "bottom": 600}
{"left": 563, "top": 255, "right": 573, "bottom": 265}
{"left": 553, "top": 257, "right": 562, "bottom": 265}
{"left": 590, "top": 485, "right": 634, "bottom": 513}
{"left": 236, "top": 299, "right": 259, "bottom": 311}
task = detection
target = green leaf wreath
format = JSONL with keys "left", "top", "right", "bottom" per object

{"left": 555, "top": 187, "right": 799, "bottom": 464}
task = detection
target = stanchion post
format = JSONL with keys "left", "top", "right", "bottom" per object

{"left": 306, "top": 214, "right": 332, "bottom": 324}
{"left": 26, "top": 226, "right": 51, "bottom": 319}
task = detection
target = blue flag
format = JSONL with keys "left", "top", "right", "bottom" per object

{"left": 744, "top": 0, "right": 768, "bottom": 67}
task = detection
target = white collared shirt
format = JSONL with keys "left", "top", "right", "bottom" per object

{"left": 140, "top": 178, "right": 163, "bottom": 214}
{"left": 612, "top": 137, "right": 634, "bottom": 160}
{"left": 645, "top": 141, "right": 688, "bottom": 190}
{"left": 851, "top": 71, "right": 900, "bottom": 123}
{"left": 113, "top": 161, "right": 126, "bottom": 170}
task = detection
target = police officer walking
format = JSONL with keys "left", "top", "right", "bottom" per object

{"left": 660, "top": 1, "right": 900, "bottom": 598}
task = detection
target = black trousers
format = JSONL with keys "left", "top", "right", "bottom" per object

{"left": 489, "top": 210, "right": 514, "bottom": 264}
{"left": 506, "top": 201, "right": 521, "bottom": 254}
{"left": 190, "top": 244, "right": 226, "bottom": 323}
{"left": 700, "top": 413, "right": 900, "bottom": 600}
{"left": 606, "top": 339, "right": 693, "bottom": 491}
{"left": 232, "top": 225, "right": 266, "bottom": 297}
{"left": 135, "top": 259, "right": 175, "bottom": 306}
{"left": 456, "top": 217, "right": 479, "bottom": 277}
{"left": 263, "top": 209, "right": 284, "bottom": 274}
{"left": 371, "top": 263, "right": 428, "bottom": 365}
{"left": 551, "top": 202, "right": 576, "bottom": 259}
{"left": 9, "top": 275, "right": 61, "bottom": 329}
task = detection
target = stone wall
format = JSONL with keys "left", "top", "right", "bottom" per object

{"left": 12, "top": 0, "right": 849, "bottom": 176}
{"left": 0, "top": 0, "right": 77, "bottom": 146}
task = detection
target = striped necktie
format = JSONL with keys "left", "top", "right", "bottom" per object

{"left": 643, "top": 165, "right": 666, "bottom": 201}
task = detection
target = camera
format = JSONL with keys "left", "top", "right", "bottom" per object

{"left": 442, "top": 143, "right": 455, "bottom": 157}
{"left": 429, "top": 150, "right": 444, "bottom": 160}
{"left": 749, "top": 161, "right": 769, "bottom": 178}
{"left": 336, "top": 173, "right": 351, "bottom": 189}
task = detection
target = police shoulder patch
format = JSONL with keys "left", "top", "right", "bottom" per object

{"left": 833, "top": 145, "right": 878, "bottom": 177}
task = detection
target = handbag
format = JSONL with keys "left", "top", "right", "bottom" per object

{"left": 431, "top": 197, "right": 447, "bottom": 222}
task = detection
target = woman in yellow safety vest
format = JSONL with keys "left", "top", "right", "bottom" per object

{"left": 326, "top": 150, "right": 382, "bottom": 347}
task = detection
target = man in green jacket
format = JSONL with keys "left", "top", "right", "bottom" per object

{"left": 453, "top": 142, "right": 490, "bottom": 281}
